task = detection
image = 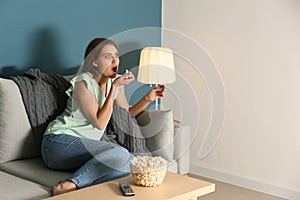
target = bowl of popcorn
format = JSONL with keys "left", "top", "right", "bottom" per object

{"left": 130, "top": 155, "right": 168, "bottom": 187}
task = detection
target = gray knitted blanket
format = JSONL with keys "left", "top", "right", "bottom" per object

{"left": 11, "top": 69, "right": 71, "bottom": 154}
{"left": 102, "top": 103, "right": 152, "bottom": 156}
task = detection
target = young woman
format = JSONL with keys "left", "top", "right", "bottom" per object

{"left": 41, "top": 38, "right": 165, "bottom": 195}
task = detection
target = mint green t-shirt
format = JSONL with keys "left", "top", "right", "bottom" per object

{"left": 44, "top": 72, "right": 122, "bottom": 140}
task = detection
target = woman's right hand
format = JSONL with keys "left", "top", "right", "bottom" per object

{"left": 144, "top": 85, "right": 165, "bottom": 102}
{"left": 113, "top": 71, "right": 135, "bottom": 87}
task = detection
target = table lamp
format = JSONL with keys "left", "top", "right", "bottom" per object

{"left": 137, "top": 47, "right": 176, "bottom": 110}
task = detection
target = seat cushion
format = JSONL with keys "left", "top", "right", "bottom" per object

{"left": 0, "top": 78, "right": 39, "bottom": 163}
{"left": 0, "top": 158, "right": 72, "bottom": 188}
{"left": 0, "top": 170, "right": 50, "bottom": 200}
{"left": 136, "top": 110, "right": 174, "bottom": 161}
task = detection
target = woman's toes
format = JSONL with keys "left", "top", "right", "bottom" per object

{"left": 51, "top": 181, "right": 77, "bottom": 196}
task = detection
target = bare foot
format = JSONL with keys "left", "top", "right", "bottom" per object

{"left": 52, "top": 180, "right": 78, "bottom": 196}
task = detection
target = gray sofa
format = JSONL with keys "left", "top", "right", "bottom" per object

{"left": 0, "top": 77, "right": 190, "bottom": 200}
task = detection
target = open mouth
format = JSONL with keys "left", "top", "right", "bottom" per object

{"left": 112, "top": 66, "right": 118, "bottom": 73}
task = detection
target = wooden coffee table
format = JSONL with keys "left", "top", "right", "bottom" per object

{"left": 44, "top": 172, "right": 215, "bottom": 200}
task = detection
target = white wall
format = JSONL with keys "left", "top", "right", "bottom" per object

{"left": 162, "top": 0, "right": 300, "bottom": 199}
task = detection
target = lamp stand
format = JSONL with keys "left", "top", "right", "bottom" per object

{"left": 155, "top": 84, "right": 159, "bottom": 110}
{"left": 150, "top": 84, "right": 159, "bottom": 110}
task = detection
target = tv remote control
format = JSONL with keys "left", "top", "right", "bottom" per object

{"left": 119, "top": 181, "right": 135, "bottom": 196}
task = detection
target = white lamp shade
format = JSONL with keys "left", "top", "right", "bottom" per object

{"left": 137, "top": 47, "right": 176, "bottom": 84}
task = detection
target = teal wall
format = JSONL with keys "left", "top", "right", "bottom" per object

{"left": 0, "top": 0, "right": 161, "bottom": 108}
{"left": 0, "top": 0, "right": 161, "bottom": 77}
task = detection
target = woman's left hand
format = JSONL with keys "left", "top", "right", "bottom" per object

{"left": 144, "top": 85, "right": 165, "bottom": 102}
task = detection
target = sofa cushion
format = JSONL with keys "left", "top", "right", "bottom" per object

{"left": 0, "top": 170, "right": 50, "bottom": 200}
{"left": 0, "top": 158, "right": 72, "bottom": 188}
{"left": 0, "top": 78, "right": 39, "bottom": 163}
{"left": 136, "top": 110, "right": 174, "bottom": 162}
{"left": 11, "top": 69, "right": 71, "bottom": 155}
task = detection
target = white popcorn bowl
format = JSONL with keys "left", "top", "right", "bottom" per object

{"left": 130, "top": 156, "right": 168, "bottom": 187}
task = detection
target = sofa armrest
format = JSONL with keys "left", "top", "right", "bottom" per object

{"left": 136, "top": 110, "right": 191, "bottom": 174}
{"left": 136, "top": 110, "right": 174, "bottom": 162}
{"left": 174, "top": 125, "right": 191, "bottom": 174}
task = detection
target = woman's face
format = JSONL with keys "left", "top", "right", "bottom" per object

{"left": 93, "top": 44, "right": 119, "bottom": 78}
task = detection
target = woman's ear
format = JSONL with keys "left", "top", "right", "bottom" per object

{"left": 92, "top": 61, "right": 98, "bottom": 67}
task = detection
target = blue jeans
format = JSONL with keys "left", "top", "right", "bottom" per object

{"left": 41, "top": 134, "right": 133, "bottom": 188}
